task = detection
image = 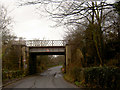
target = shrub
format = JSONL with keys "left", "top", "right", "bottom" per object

{"left": 2, "top": 70, "right": 24, "bottom": 81}
{"left": 66, "top": 65, "right": 85, "bottom": 82}
{"left": 84, "top": 67, "right": 120, "bottom": 89}
{"left": 65, "top": 66, "right": 120, "bottom": 89}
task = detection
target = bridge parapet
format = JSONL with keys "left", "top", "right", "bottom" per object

{"left": 12, "top": 40, "right": 67, "bottom": 47}
{"left": 26, "top": 40, "right": 67, "bottom": 47}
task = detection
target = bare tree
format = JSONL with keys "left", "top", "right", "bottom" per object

{"left": 19, "top": 0, "right": 119, "bottom": 66}
{"left": 0, "top": 5, "right": 16, "bottom": 45}
{"left": 0, "top": 5, "right": 22, "bottom": 70}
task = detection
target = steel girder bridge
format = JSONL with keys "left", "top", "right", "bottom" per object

{"left": 13, "top": 40, "right": 71, "bottom": 74}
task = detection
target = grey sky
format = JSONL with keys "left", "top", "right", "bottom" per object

{"left": 0, "top": 0, "right": 65, "bottom": 40}
{"left": 0, "top": 0, "right": 116, "bottom": 40}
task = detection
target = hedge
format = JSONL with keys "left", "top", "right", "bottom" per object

{"left": 65, "top": 66, "right": 120, "bottom": 89}
{"left": 2, "top": 70, "right": 24, "bottom": 81}
{"left": 84, "top": 67, "right": 120, "bottom": 89}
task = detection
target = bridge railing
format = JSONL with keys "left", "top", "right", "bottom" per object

{"left": 26, "top": 40, "right": 66, "bottom": 46}
{"left": 12, "top": 40, "right": 67, "bottom": 46}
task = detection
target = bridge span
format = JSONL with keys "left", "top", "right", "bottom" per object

{"left": 13, "top": 40, "right": 71, "bottom": 74}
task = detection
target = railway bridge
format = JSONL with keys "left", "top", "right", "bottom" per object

{"left": 13, "top": 40, "right": 71, "bottom": 74}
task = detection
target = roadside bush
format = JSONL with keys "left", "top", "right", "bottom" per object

{"left": 71, "top": 66, "right": 83, "bottom": 82}
{"left": 65, "top": 66, "right": 120, "bottom": 89}
{"left": 84, "top": 67, "right": 120, "bottom": 89}
{"left": 66, "top": 65, "right": 85, "bottom": 82}
{"left": 2, "top": 70, "right": 24, "bottom": 81}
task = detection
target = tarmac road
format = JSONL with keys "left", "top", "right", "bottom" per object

{"left": 4, "top": 66, "right": 77, "bottom": 88}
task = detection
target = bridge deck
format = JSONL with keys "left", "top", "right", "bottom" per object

{"left": 13, "top": 40, "right": 66, "bottom": 55}
{"left": 29, "top": 46, "right": 65, "bottom": 53}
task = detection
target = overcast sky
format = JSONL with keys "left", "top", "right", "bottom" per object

{"left": 0, "top": 0, "right": 66, "bottom": 40}
{"left": 0, "top": 0, "right": 116, "bottom": 40}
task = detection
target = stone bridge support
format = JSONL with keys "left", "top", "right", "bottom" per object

{"left": 21, "top": 46, "right": 29, "bottom": 75}
{"left": 65, "top": 44, "right": 71, "bottom": 71}
{"left": 21, "top": 46, "right": 36, "bottom": 75}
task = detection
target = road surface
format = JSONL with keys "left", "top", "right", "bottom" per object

{"left": 4, "top": 66, "right": 77, "bottom": 88}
